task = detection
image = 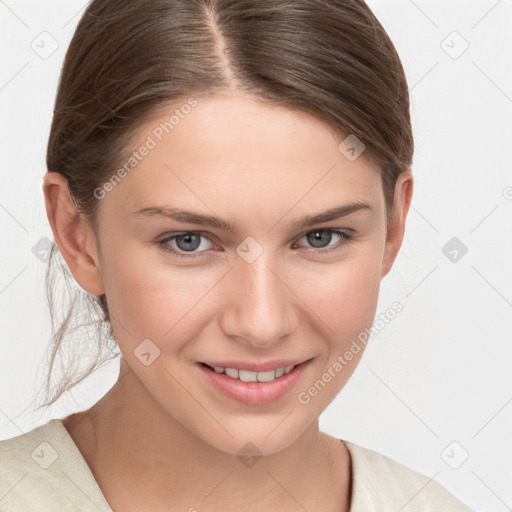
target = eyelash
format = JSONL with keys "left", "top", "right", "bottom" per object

{"left": 156, "top": 229, "right": 354, "bottom": 259}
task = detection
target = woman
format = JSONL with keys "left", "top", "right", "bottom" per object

{"left": 0, "top": 1, "right": 475, "bottom": 510}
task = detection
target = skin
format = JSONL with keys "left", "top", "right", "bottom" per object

{"left": 43, "top": 92, "right": 412, "bottom": 512}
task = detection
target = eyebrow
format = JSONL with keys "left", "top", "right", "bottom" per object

{"left": 131, "top": 201, "right": 372, "bottom": 233}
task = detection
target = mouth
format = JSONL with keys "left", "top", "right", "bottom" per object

{"left": 197, "top": 359, "right": 313, "bottom": 406}
{"left": 199, "top": 362, "right": 300, "bottom": 383}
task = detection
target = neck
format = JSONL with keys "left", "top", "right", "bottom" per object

{"left": 63, "top": 360, "right": 352, "bottom": 512}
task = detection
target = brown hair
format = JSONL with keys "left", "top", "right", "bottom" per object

{"left": 30, "top": 0, "right": 413, "bottom": 413}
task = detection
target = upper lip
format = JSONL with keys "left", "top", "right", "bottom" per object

{"left": 200, "top": 359, "right": 310, "bottom": 373}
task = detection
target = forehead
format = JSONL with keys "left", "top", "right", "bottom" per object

{"left": 102, "top": 93, "right": 384, "bottom": 223}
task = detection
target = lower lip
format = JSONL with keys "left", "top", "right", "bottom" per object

{"left": 197, "top": 361, "right": 311, "bottom": 406}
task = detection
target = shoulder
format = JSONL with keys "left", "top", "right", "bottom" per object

{"left": 0, "top": 419, "right": 112, "bottom": 512}
{"left": 343, "top": 440, "right": 475, "bottom": 512}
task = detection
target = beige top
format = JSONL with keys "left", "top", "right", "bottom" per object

{"left": 0, "top": 418, "right": 475, "bottom": 511}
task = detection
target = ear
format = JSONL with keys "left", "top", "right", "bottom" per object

{"left": 381, "top": 170, "right": 413, "bottom": 278}
{"left": 42, "top": 172, "right": 105, "bottom": 295}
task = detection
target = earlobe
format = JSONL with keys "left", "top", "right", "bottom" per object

{"left": 381, "top": 171, "right": 414, "bottom": 278}
{"left": 42, "top": 172, "right": 105, "bottom": 295}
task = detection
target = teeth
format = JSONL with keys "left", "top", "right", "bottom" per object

{"left": 256, "top": 370, "right": 276, "bottom": 383}
{"left": 225, "top": 367, "right": 239, "bottom": 379}
{"left": 239, "top": 370, "right": 258, "bottom": 382}
{"left": 209, "top": 364, "right": 298, "bottom": 382}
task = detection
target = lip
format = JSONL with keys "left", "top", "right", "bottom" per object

{"left": 197, "top": 359, "right": 312, "bottom": 406}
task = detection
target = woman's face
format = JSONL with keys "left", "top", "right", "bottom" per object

{"left": 88, "top": 93, "right": 407, "bottom": 455}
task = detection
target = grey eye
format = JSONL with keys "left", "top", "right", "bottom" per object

{"left": 305, "top": 230, "right": 335, "bottom": 248}
{"left": 173, "top": 233, "right": 203, "bottom": 252}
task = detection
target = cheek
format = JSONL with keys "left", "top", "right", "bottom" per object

{"left": 100, "top": 240, "right": 220, "bottom": 343}
{"left": 296, "top": 248, "right": 383, "bottom": 341}
{"left": 291, "top": 250, "right": 382, "bottom": 412}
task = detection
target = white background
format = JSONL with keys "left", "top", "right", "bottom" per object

{"left": 1, "top": 1, "right": 511, "bottom": 511}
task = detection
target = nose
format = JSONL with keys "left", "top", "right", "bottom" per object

{"left": 219, "top": 253, "right": 298, "bottom": 349}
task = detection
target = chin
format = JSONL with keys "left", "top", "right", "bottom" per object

{"left": 204, "top": 431, "right": 297, "bottom": 460}
{"left": 186, "top": 410, "right": 314, "bottom": 460}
